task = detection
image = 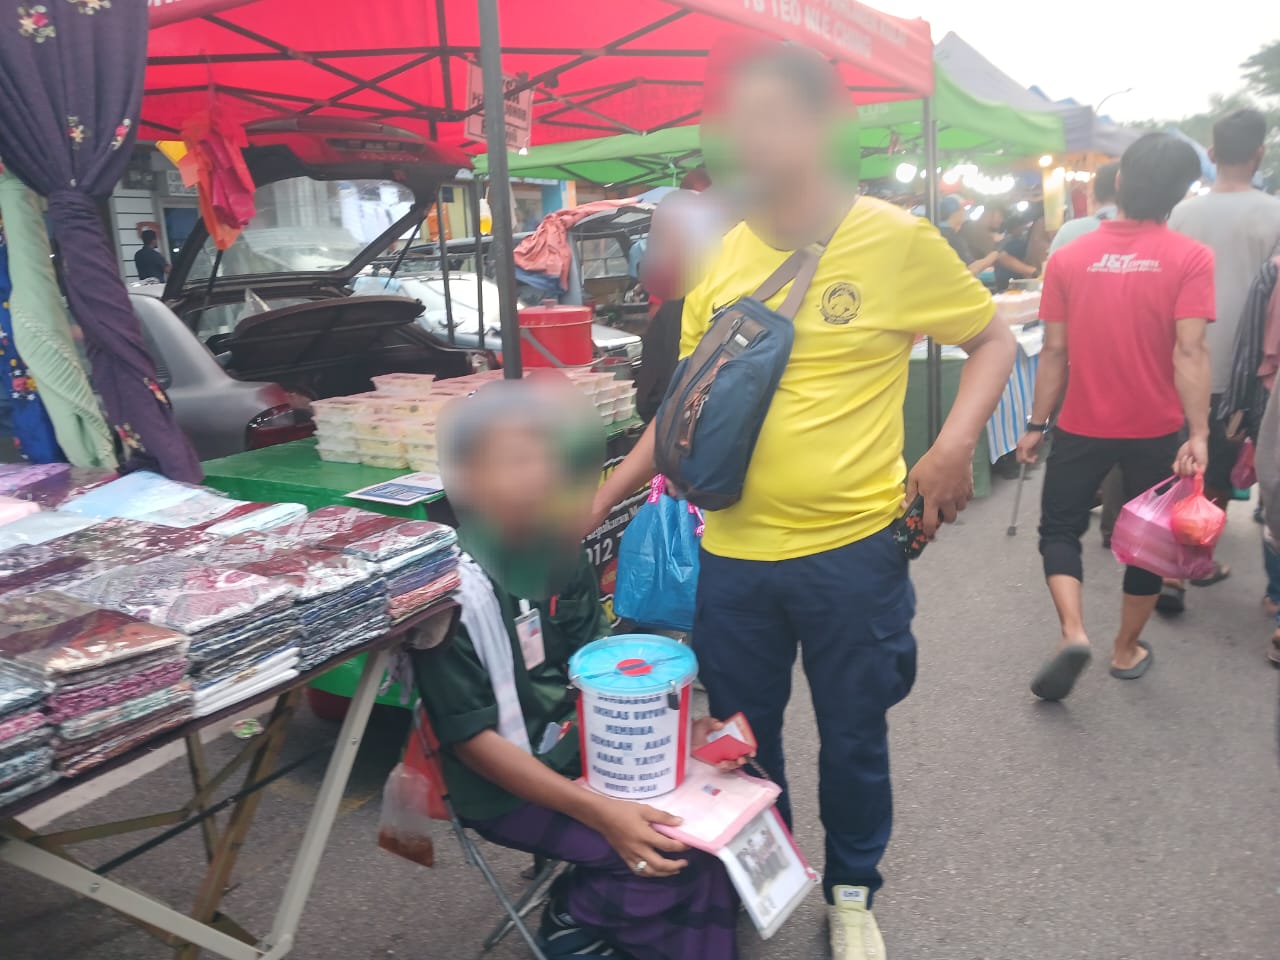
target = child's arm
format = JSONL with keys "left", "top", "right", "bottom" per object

{"left": 455, "top": 730, "right": 691, "bottom": 876}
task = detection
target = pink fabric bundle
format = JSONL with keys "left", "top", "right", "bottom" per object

{"left": 0, "top": 495, "right": 39, "bottom": 528}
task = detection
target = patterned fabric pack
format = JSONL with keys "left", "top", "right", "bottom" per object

{"left": 0, "top": 464, "right": 115, "bottom": 508}
{"left": 44, "top": 518, "right": 217, "bottom": 566}
{"left": 0, "top": 592, "right": 188, "bottom": 681}
{"left": 0, "top": 511, "right": 101, "bottom": 550}
{"left": 260, "top": 506, "right": 457, "bottom": 565}
{"left": 200, "top": 535, "right": 378, "bottom": 601}
{"left": 61, "top": 471, "right": 305, "bottom": 533}
{"left": 65, "top": 557, "right": 295, "bottom": 634}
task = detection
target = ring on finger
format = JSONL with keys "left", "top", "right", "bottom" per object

{"left": 632, "top": 859, "right": 648, "bottom": 875}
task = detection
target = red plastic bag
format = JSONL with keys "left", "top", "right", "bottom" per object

{"left": 1230, "top": 438, "right": 1257, "bottom": 490}
{"left": 1111, "top": 476, "right": 1217, "bottom": 580}
{"left": 1170, "top": 474, "right": 1227, "bottom": 547}
{"left": 377, "top": 763, "right": 436, "bottom": 867}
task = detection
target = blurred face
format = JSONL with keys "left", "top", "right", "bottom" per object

{"left": 724, "top": 69, "right": 830, "bottom": 202}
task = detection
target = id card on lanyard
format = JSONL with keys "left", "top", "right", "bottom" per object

{"left": 514, "top": 599, "right": 545, "bottom": 671}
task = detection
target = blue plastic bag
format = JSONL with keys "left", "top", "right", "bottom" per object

{"left": 613, "top": 475, "right": 703, "bottom": 631}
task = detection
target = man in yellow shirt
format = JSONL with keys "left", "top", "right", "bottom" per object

{"left": 592, "top": 44, "right": 1015, "bottom": 960}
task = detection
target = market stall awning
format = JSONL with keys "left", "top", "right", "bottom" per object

{"left": 144, "top": 0, "right": 934, "bottom": 146}
{"left": 478, "top": 65, "right": 1065, "bottom": 187}
{"left": 934, "top": 31, "right": 1138, "bottom": 158}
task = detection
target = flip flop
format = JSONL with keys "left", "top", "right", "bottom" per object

{"left": 1155, "top": 583, "right": 1186, "bottom": 614}
{"left": 1190, "top": 563, "right": 1231, "bottom": 587}
{"left": 1031, "top": 644, "right": 1092, "bottom": 701}
{"left": 1110, "top": 640, "right": 1153, "bottom": 680}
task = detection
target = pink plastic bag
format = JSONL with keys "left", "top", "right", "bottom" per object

{"left": 1111, "top": 476, "right": 1217, "bottom": 581}
{"left": 1230, "top": 438, "right": 1257, "bottom": 490}
{"left": 1170, "top": 474, "right": 1227, "bottom": 547}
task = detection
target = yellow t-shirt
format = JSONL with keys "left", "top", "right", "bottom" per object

{"left": 679, "top": 197, "right": 995, "bottom": 561}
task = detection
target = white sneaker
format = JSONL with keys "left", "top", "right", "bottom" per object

{"left": 828, "top": 885, "right": 886, "bottom": 960}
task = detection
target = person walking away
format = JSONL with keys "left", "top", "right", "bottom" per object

{"left": 133, "top": 229, "right": 168, "bottom": 282}
{"left": 939, "top": 195, "right": 999, "bottom": 276}
{"left": 1168, "top": 108, "right": 1280, "bottom": 598}
{"left": 589, "top": 42, "right": 1016, "bottom": 960}
{"left": 1048, "top": 163, "right": 1124, "bottom": 546}
{"left": 1017, "top": 133, "right": 1213, "bottom": 701}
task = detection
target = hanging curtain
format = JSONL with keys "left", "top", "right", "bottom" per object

{"left": 0, "top": 0, "right": 201, "bottom": 481}
{"left": 0, "top": 221, "right": 61, "bottom": 462}
{"left": 0, "top": 171, "right": 115, "bottom": 468}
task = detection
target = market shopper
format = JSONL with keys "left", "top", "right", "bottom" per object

{"left": 1169, "top": 108, "right": 1280, "bottom": 592}
{"left": 1017, "top": 133, "right": 1213, "bottom": 701}
{"left": 413, "top": 380, "right": 741, "bottom": 960}
{"left": 590, "top": 42, "right": 1016, "bottom": 960}
{"left": 939, "top": 195, "right": 999, "bottom": 276}
{"left": 133, "top": 229, "right": 168, "bottom": 282}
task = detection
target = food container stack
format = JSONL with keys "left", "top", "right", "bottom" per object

{"left": 65, "top": 558, "right": 300, "bottom": 720}
{"left": 0, "top": 592, "right": 192, "bottom": 779}
{"left": 201, "top": 533, "right": 390, "bottom": 672}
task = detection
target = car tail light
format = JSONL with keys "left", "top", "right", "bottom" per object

{"left": 245, "top": 404, "right": 315, "bottom": 451}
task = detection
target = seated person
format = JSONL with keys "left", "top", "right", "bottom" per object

{"left": 412, "top": 379, "right": 740, "bottom": 960}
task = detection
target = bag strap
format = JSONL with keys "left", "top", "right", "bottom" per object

{"left": 749, "top": 204, "right": 851, "bottom": 320}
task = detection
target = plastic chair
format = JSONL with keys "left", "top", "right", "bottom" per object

{"left": 404, "top": 704, "right": 564, "bottom": 960}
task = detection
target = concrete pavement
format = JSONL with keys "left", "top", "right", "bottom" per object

{"left": 2, "top": 468, "right": 1278, "bottom": 959}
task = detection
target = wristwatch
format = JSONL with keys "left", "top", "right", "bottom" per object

{"left": 1026, "top": 418, "right": 1051, "bottom": 433}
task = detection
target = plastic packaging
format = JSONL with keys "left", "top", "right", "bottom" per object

{"left": 1230, "top": 438, "right": 1257, "bottom": 490}
{"left": 1170, "top": 474, "right": 1227, "bottom": 548}
{"left": 613, "top": 475, "right": 703, "bottom": 630}
{"left": 377, "top": 762, "right": 435, "bottom": 867}
{"left": 1111, "top": 476, "right": 1217, "bottom": 580}
{"left": 372, "top": 373, "right": 436, "bottom": 396}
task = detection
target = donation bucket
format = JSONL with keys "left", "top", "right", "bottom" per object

{"left": 518, "top": 301, "right": 594, "bottom": 368}
{"left": 569, "top": 634, "right": 698, "bottom": 799}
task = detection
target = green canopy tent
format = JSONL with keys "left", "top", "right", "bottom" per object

{"left": 477, "top": 66, "right": 1065, "bottom": 187}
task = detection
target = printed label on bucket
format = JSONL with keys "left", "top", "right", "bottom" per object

{"left": 580, "top": 686, "right": 689, "bottom": 798}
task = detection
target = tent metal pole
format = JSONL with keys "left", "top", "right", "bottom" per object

{"left": 923, "top": 96, "right": 942, "bottom": 445}
{"left": 477, "top": 0, "right": 522, "bottom": 379}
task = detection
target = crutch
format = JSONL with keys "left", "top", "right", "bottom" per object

{"left": 1007, "top": 462, "right": 1029, "bottom": 536}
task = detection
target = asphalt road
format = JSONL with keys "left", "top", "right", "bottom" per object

{"left": 2, "top": 468, "right": 1278, "bottom": 960}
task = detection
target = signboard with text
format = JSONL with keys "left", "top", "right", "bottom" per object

{"left": 464, "top": 63, "right": 533, "bottom": 151}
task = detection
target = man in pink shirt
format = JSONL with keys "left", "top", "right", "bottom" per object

{"left": 1017, "top": 133, "right": 1215, "bottom": 700}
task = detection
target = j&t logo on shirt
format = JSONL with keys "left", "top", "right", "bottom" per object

{"left": 820, "top": 282, "right": 862, "bottom": 325}
{"left": 1087, "top": 253, "right": 1162, "bottom": 274}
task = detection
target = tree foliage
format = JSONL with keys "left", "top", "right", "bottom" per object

{"left": 1242, "top": 40, "right": 1280, "bottom": 99}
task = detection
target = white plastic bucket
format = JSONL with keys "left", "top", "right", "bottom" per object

{"left": 569, "top": 634, "right": 698, "bottom": 799}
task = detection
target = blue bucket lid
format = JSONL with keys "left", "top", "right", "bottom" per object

{"left": 569, "top": 634, "right": 698, "bottom": 697}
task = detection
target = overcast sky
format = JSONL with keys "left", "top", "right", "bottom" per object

{"left": 875, "top": 0, "right": 1280, "bottom": 122}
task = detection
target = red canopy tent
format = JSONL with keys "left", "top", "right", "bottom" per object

{"left": 144, "top": 1, "right": 932, "bottom": 145}
{"left": 145, "top": 0, "right": 935, "bottom": 384}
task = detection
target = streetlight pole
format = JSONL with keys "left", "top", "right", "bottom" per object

{"left": 1095, "top": 87, "right": 1134, "bottom": 118}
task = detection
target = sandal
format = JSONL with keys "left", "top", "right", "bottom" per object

{"left": 1155, "top": 583, "right": 1186, "bottom": 614}
{"left": 1031, "top": 644, "right": 1092, "bottom": 701}
{"left": 1110, "top": 640, "right": 1154, "bottom": 680}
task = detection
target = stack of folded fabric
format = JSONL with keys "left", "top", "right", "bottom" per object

{"left": 0, "top": 592, "right": 191, "bottom": 779}
{"left": 0, "top": 543, "right": 108, "bottom": 599}
{"left": 61, "top": 471, "right": 306, "bottom": 536}
{"left": 0, "top": 664, "right": 54, "bottom": 808}
{"left": 0, "top": 511, "right": 102, "bottom": 550}
{"left": 0, "top": 495, "right": 40, "bottom": 528}
{"left": 41, "top": 518, "right": 218, "bottom": 567}
{"left": 0, "top": 463, "right": 116, "bottom": 508}
{"left": 258, "top": 507, "right": 459, "bottom": 623}
{"left": 65, "top": 557, "right": 301, "bottom": 719}
{"left": 202, "top": 534, "right": 389, "bottom": 671}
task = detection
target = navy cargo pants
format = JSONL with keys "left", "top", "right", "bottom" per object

{"left": 692, "top": 526, "right": 917, "bottom": 906}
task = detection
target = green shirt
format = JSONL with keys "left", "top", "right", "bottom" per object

{"left": 411, "top": 551, "right": 608, "bottom": 821}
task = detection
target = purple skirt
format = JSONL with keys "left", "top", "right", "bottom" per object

{"left": 472, "top": 802, "right": 739, "bottom": 960}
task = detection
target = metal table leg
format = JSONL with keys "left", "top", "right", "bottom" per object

{"left": 259, "top": 648, "right": 391, "bottom": 960}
